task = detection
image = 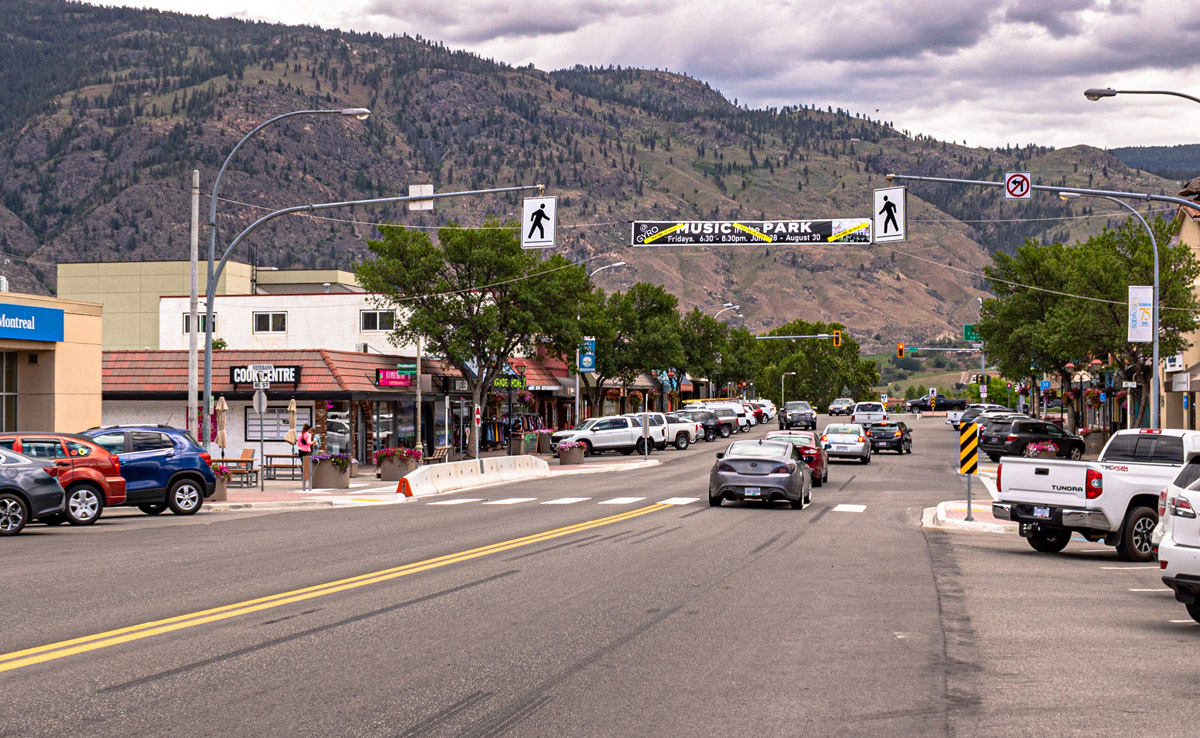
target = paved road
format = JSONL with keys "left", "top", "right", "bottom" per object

{"left": 2, "top": 415, "right": 1194, "bottom": 736}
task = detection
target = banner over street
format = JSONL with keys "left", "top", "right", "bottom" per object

{"left": 631, "top": 219, "right": 871, "bottom": 246}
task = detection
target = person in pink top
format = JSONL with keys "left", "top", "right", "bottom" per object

{"left": 297, "top": 424, "right": 314, "bottom": 482}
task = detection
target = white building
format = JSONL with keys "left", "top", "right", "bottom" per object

{"left": 158, "top": 292, "right": 415, "bottom": 354}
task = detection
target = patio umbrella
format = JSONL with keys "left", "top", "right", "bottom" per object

{"left": 283, "top": 398, "right": 298, "bottom": 447}
{"left": 215, "top": 395, "right": 228, "bottom": 454}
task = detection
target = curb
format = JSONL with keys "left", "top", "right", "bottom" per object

{"left": 922, "top": 500, "right": 1016, "bottom": 534}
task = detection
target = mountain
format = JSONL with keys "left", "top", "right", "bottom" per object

{"left": 0, "top": 1, "right": 1185, "bottom": 348}
{"left": 1110, "top": 144, "right": 1200, "bottom": 182}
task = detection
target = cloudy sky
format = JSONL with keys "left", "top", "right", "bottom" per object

{"left": 99, "top": 0, "right": 1199, "bottom": 149}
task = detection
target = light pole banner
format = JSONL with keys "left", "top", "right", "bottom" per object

{"left": 1128, "top": 285, "right": 1153, "bottom": 343}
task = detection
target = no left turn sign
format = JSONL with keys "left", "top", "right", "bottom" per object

{"left": 1005, "top": 172, "right": 1031, "bottom": 200}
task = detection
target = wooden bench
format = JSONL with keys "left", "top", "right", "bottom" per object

{"left": 263, "top": 454, "right": 302, "bottom": 480}
{"left": 422, "top": 445, "right": 452, "bottom": 465}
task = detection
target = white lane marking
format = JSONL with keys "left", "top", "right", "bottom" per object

{"left": 426, "top": 498, "right": 484, "bottom": 505}
{"left": 833, "top": 504, "right": 867, "bottom": 513}
{"left": 1101, "top": 566, "right": 1160, "bottom": 570}
{"left": 541, "top": 497, "right": 591, "bottom": 505}
{"left": 482, "top": 498, "right": 538, "bottom": 505}
{"left": 1170, "top": 619, "right": 1199, "bottom": 624}
{"left": 659, "top": 497, "right": 699, "bottom": 505}
{"left": 1129, "top": 588, "right": 1172, "bottom": 592}
{"left": 599, "top": 497, "right": 646, "bottom": 505}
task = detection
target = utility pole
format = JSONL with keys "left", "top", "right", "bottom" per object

{"left": 415, "top": 332, "right": 423, "bottom": 455}
{"left": 188, "top": 170, "right": 200, "bottom": 439}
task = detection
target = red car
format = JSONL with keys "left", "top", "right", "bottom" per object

{"left": 764, "top": 430, "right": 829, "bottom": 487}
{"left": 743, "top": 402, "right": 765, "bottom": 424}
{"left": 0, "top": 433, "right": 126, "bottom": 525}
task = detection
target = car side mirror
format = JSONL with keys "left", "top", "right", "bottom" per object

{"left": 823, "top": 443, "right": 831, "bottom": 450}
{"left": 716, "top": 452, "right": 724, "bottom": 459}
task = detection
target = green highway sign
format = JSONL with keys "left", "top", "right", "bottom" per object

{"left": 964, "top": 324, "right": 980, "bottom": 341}
{"left": 395, "top": 362, "right": 417, "bottom": 375}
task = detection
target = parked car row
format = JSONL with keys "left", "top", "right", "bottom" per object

{"left": 549, "top": 400, "right": 778, "bottom": 456}
{"left": 0, "top": 425, "right": 218, "bottom": 536}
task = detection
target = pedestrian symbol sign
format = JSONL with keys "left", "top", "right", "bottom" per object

{"left": 872, "top": 186, "right": 906, "bottom": 243}
{"left": 521, "top": 196, "right": 557, "bottom": 249}
{"left": 959, "top": 423, "right": 979, "bottom": 475}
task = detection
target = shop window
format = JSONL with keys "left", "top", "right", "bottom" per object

{"left": 247, "top": 406, "right": 313, "bottom": 442}
{"left": 183, "top": 313, "right": 216, "bottom": 334}
{"left": 253, "top": 312, "right": 287, "bottom": 333}
{"left": 360, "top": 310, "right": 395, "bottom": 332}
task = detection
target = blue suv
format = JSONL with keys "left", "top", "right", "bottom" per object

{"left": 81, "top": 425, "right": 216, "bottom": 515}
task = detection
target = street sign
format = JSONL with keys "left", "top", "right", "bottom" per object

{"left": 929, "top": 387, "right": 937, "bottom": 398}
{"left": 408, "top": 184, "right": 434, "bottom": 211}
{"left": 1004, "top": 172, "right": 1031, "bottom": 200}
{"left": 247, "top": 363, "right": 273, "bottom": 377}
{"left": 872, "top": 186, "right": 907, "bottom": 243}
{"left": 1040, "top": 380, "right": 1051, "bottom": 391}
{"left": 1006, "top": 382, "right": 1012, "bottom": 390}
{"left": 253, "top": 389, "right": 268, "bottom": 414}
{"left": 1100, "top": 392, "right": 1107, "bottom": 402}
{"left": 521, "top": 196, "right": 558, "bottom": 249}
{"left": 980, "top": 385, "right": 988, "bottom": 398}
{"left": 963, "top": 324, "right": 980, "bottom": 341}
{"left": 631, "top": 219, "right": 871, "bottom": 246}
{"left": 1123, "top": 381, "right": 1138, "bottom": 389}
{"left": 252, "top": 380, "right": 269, "bottom": 390}
{"left": 880, "top": 394, "right": 888, "bottom": 404}
{"left": 395, "top": 361, "right": 417, "bottom": 376}
{"left": 473, "top": 404, "right": 481, "bottom": 428}
{"left": 1166, "top": 353, "right": 1186, "bottom": 372}
{"left": 959, "top": 423, "right": 979, "bottom": 475}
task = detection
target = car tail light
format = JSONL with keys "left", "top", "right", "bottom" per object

{"left": 43, "top": 466, "right": 59, "bottom": 477}
{"left": 857, "top": 435, "right": 866, "bottom": 443}
{"left": 1085, "top": 468, "right": 1103, "bottom": 499}
{"left": 864, "top": 429, "right": 872, "bottom": 436}
{"left": 1139, "top": 428, "right": 1162, "bottom": 434}
{"left": 1160, "top": 488, "right": 1168, "bottom": 517}
{"left": 996, "top": 463, "right": 1002, "bottom": 493}
{"left": 110, "top": 455, "right": 120, "bottom": 474}
{"left": 1161, "top": 560, "right": 1169, "bottom": 570}
{"left": 820, "top": 435, "right": 827, "bottom": 443}
{"left": 1006, "top": 434, "right": 1018, "bottom": 442}
{"left": 893, "top": 430, "right": 902, "bottom": 438}
{"left": 850, "top": 415, "right": 856, "bottom": 422}
{"left": 883, "top": 414, "right": 888, "bottom": 421}
{"left": 717, "top": 462, "right": 736, "bottom": 472}
{"left": 199, "top": 452, "right": 212, "bottom": 466}
{"left": 770, "top": 464, "right": 794, "bottom": 474}
{"left": 1171, "top": 494, "right": 1197, "bottom": 519}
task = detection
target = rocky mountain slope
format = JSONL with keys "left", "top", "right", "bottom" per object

{"left": 0, "top": 1, "right": 1184, "bottom": 347}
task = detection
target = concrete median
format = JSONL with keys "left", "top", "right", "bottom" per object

{"left": 403, "top": 456, "right": 551, "bottom": 497}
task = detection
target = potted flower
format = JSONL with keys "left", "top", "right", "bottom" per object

{"left": 518, "top": 391, "right": 535, "bottom": 409}
{"left": 536, "top": 428, "right": 554, "bottom": 454}
{"left": 311, "top": 453, "right": 353, "bottom": 489}
{"left": 375, "top": 447, "right": 422, "bottom": 481}
{"left": 1084, "top": 388, "right": 1103, "bottom": 407}
{"left": 557, "top": 440, "right": 586, "bottom": 465}
{"left": 212, "top": 464, "right": 232, "bottom": 501}
{"left": 1022, "top": 441, "right": 1059, "bottom": 458}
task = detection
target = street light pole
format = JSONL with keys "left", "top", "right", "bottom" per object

{"left": 1060, "top": 193, "right": 1161, "bottom": 427}
{"left": 201, "top": 184, "right": 544, "bottom": 438}
{"left": 714, "top": 305, "right": 740, "bottom": 320}
{"left": 781, "top": 371, "right": 796, "bottom": 409}
{"left": 576, "top": 261, "right": 628, "bottom": 427}
{"left": 200, "top": 107, "right": 370, "bottom": 449}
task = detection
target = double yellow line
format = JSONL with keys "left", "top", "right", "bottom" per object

{"left": 0, "top": 503, "right": 669, "bottom": 674}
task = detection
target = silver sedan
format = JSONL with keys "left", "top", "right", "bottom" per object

{"left": 821, "top": 423, "right": 871, "bottom": 464}
{"left": 708, "top": 439, "right": 812, "bottom": 509}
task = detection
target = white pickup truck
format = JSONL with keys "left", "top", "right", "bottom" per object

{"left": 993, "top": 428, "right": 1200, "bottom": 562}
{"left": 549, "top": 415, "right": 655, "bottom": 456}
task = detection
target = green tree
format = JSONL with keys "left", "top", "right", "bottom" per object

{"left": 678, "top": 308, "right": 729, "bottom": 394}
{"left": 355, "top": 218, "right": 590, "bottom": 455}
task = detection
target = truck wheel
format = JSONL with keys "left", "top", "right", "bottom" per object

{"left": 1115, "top": 506, "right": 1157, "bottom": 562}
{"left": 1186, "top": 601, "right": 1200, "bottom": 625}
{"left": 635, "top": 438, "right": 649, "bottom": 455}
{"left": 705, "top": 429, "right": 716, "bottom": 442}
{"left": 1027, "top": 527, "right": 1071, "bottom": 553}
{"left": 719, "top": 425, "right": 732, "bottom": 438}
{"left": 674, "top": 434, "right": 690, "bottom": 451}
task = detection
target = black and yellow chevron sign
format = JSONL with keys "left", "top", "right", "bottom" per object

{"left": 959, "top": 422, "right": 979, "bottom": 475}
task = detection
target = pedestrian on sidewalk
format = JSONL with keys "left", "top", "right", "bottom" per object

{"left": 297, "top": 423, "right": 314, "bottom": 483}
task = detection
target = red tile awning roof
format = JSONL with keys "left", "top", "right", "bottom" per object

{"left": 509, "top": 355, "right": 569, "bottom": 390}
{"left": 103, "top": 349, "right": 422, "bottom": 399}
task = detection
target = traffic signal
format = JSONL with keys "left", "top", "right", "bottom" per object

{"left": 832, "top": 330, "right": 842, "bottom": 347}
{"left": 896, "top": 343, "right": 906, "bottom": 359}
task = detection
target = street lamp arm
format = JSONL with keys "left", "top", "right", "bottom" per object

{"left": 886, "top": 173, "right": 1200, "bottom": 212}
{"left": 1092, "top": 89, "right": 1200, "bottom": 106}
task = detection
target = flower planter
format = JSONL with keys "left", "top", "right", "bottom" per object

{"left": 311, "top": 461, "right": 351, "bottom": 489}
{"left": 509, "top": 437, "right": 525, "bottom": 455}
{"left": 212, "top": 477, "right": 228, "bottom": 502}
{"left": 379, "top": 458, "right": 418, "bottom": 481}
{"left": 558, "top": 447, "right": 585, "bottom": 465}
{"left": 538, "top": 434, "right": 552, "bottom": 454}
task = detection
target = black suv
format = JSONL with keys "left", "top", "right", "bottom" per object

{"left": 865, "top": 421, "right": 912, "bottom": 454}
{"left": 780, "top": 401, "right": 817, "bottom": 430}
{"left": 678, "top": 410, "right": 721, "bottom": 442}
{"left": 979, "top": 419, "right": 1084, "bottom": 462}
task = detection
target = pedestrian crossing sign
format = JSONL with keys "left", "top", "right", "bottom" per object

{"left": 873, "top": 186, "right": 906, "bottom": 243}
{"left": 521, "top": 196, "right": 557, "bottom": 249}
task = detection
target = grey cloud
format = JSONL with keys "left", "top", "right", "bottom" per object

{"left": 365, "top": 0, "right": 671, "bottom": 42}
{"left": 1003, "top": 0, "right": 1097, "bottom": 38}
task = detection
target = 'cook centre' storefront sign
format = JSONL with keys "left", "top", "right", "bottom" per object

{"left": 230, "top": 365, "right": 302, "bottom": 385}
{"left": 0, "top": 302, "right": 64, "bottom": 342}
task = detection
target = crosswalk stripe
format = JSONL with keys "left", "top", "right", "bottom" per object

{"left": 426, "top": 498, "right": 484, "bottom": 505}
{"left": 541, "top": 497, "right": 591, "bottom": 505}
{"left": 659, "top": 497, "right": 699, "bottom": 505}
{"left": 598, "top": 497, "right": 646, "bottom": 505}
{"left": 482, "top": 498, "right": 538, "bottom": 505}
{"left": 832, "top": 504, "right": 866, "bottom": 513}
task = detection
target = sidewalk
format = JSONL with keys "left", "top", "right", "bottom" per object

{"left": 205, "top": 454, "right": 659, "bottom": 512}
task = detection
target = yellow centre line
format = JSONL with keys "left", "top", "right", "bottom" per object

{"left": 731, "top": 222, "right": 772, "bottom": 242}
{"left": 0, "top": 504, "right": 669, "bottom": 673}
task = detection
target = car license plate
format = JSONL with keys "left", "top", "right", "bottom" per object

{"left": 989, "top": 436, "right": 999, "bottom": 443}
{"left": 1033, "top": 506, "right": 1051, "bottom": 519}
{"left": 835, "top": 445, "right": 852, "bottom": 451}
{"left": 744, "top": 487, "right": 761, "bottom": 497}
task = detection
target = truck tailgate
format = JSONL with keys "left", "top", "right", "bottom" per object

{"left": 999, "top": 458, "right": 1091, "bottom": 506}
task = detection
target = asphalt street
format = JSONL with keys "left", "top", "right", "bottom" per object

{"left": 2, "top": 415, "right": 1195, "bottom": 737}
